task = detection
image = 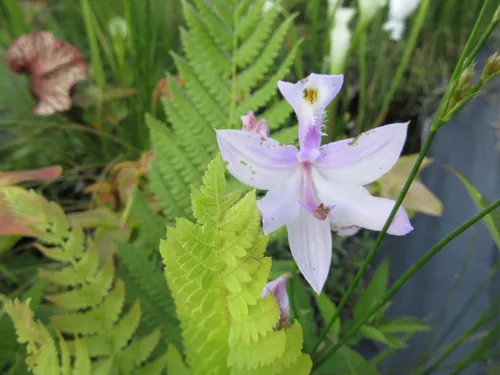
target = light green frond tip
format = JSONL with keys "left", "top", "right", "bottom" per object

{"left": 161, "top": 154, "right": 312, "bottom": 375}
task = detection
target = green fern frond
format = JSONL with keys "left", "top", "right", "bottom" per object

{"left": 5, "top": 299, "right": 92, "bottom": 375}
{"left": 3, "top": 190, "right": 168, "bottom": 375}
{"left": 166, "top": 345, "right": 190, "bottom": 375}
{"left": 115, "top": 241, "right": 182, "bottom": 348}
{"left": 260, "top": 100, "right": 294, "bottom": 130}
{"left": 161, "top": 155, "right": 312, "bottom": 375}
{"left": 148, "top": 0, "right": 301, "bottom": 222}
{"left": 235, "top": 15, "right": 298, "bottom": 96}
{"left": 130, "top": 188, "right": 166, "bottom": 254}
{"left": 236, "top": 0, "right": 268, "bottom": 41}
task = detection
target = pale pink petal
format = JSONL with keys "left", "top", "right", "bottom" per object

{"left": 278, "top": 74, "right": 343, "bottom": 147}
{"left": 257, "top": 170, "right": 302, "bottom": 234}
{"left": 315, "top": 122, "right": 409, "bottom": 186}
{"left": 262, "top": 274, "right": 292, "bottom": 325}
{"left": 287, "top": 208, "right": 332, "bottom": 294}
{"left": 313, "top": 170, "right": 413, "bottom": 235}
{"left": 216, "top": 130, "right": 298, "bottom": 190}
{"left": 241, "top": 111, "right": 269, "bottom": 138}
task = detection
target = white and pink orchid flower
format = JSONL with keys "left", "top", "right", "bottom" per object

{"left": 216, "top": 73, "right": 413, "bottom": 294}
{"left": 262, "top": 274, "right": 291, "bottom": 328}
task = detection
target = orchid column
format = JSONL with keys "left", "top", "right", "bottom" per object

{"left": 216, "top": 74, "right": 413, "bottom": 294}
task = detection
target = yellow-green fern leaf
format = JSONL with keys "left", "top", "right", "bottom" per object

{"left": 5, "top": 191, "right": 168, "bottom": 375}
{"left": 161, "top": 155, "right": 311, "bottom": 374}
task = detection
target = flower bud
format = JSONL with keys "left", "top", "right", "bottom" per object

{"left": 481, "top": 52, "right": 500, "bottom": 82}
{"left": 108, "top": 17, "right": 128, "bottom": 40}
{"left": 358, "top": 0, "right": 387, "bottom": 25}
{"left": 329, "top": 8, "right": 355, "bottom": 74}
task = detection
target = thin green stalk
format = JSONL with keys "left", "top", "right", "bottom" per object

{"left": 415, "top": 232, "right": 477, "bottom": 359}
{"left": 462, "top": 13, "right": 499, "bottom": 70}
{"left": 435, "top": 0, "right": 492, "bottom": 124}
{"left": 80, "top": 0, "right": 108, "bottom": 159}
{"left": 356, "top": 31, "right": 368, "bottom": 134}
{"left": 373, "top": 0, "right": 431, "bottom": 127}
{"left": 308, "top": 0, "right": 322, "bottom": 72}
{"left": 310, "top": 128, "right": 437, "bottom": 358}
{"left": 313, "top": 1, "right": 498, "bottom": 358}
{"left": 411, "top": 299, "right": 500, "bottom": 375}
{"left": 80, "top": 0, "right": 106, "bottom": 88}
{"left": 3, "top": 0, "right": 29, "bottom": 37}
{"left": 432, "top": 258, "right": 500, "bottom": 351}
{"left": 450, "top": 323, "right": 500, "bottom": 375}
{"left": 313, "top": 197, "right": 500, "bottom": 371}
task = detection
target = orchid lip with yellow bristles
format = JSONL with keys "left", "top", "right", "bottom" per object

{"left": 216, "top": 73, "right": 413, "bottom": 294}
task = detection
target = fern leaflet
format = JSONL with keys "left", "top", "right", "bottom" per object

{"left": 148, "top": 0, "right": 301, "bottom": 220}
{"left": 161, "top": 155, "right": 312, "bottom": 374}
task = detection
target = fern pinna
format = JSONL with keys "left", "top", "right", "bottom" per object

{"left": 161, "top": 155, "right": 312, "bottom": 375}
{"left": 147, "top": 0, "right": 302, "bottom": 220}
{"left": 2, "top": 188, "right": 168, "bottom": 375}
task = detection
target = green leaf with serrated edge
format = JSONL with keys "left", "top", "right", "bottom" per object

{"left": 162, "top": 155, "right": 311, "bottom": 374}
{"left": 115, "top": 241, "right": 181, "bottom": 348}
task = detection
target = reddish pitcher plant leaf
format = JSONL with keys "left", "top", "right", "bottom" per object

{"left": 7, "top": 31, "right": 87, "bottom": 116}
{"left": 377, "top": 154, "right": 443, "bottom": 217}
{"left": 0, "top": 166, "right": 62, "bottom": 186}
{"left": 0, "top": 166, "right": 62, "bottom": 237}
{"left": 85, "top": 151, "right": 157, "bottom": 210}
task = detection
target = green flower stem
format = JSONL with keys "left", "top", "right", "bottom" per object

{"left": 313, "top": 197, "right": 500, "bottom": 371}
{"left": 311, "top": 127, "right": 436, "bottom": 359}
{"left": 311, "top": 0, "right": 497, "bottom": 362}
{"left": 450, "top": 322, "right": 500, "bottom": 375}
{"left": 434, "top": 0, "right": 492, "bottom": 126}
{"left": 373, "top": 0, "right": 431, "bottom": 127}
{"left": 430, "top": 258, "right": 500, "bottom": 354}
{"left": 355, "top": 31, "right": 368, "bottom": 134}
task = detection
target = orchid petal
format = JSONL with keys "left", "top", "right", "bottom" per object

{"left": 315, "top": 122, "right": 409, "bottom": 185}
{"left": 287, "top": 208, "right": 332, "bottom": 294}
{"left": 257, "top": 170, "right": 302, "bottom": 234}
{"left": 262, "top": 274, "right": 292, "bottom": 325}
{"left": 216, "top": 130, "right": 298, "bottom": 190}
{"left": 313, "top": 170, "right": 413, "bottom": 235}
{"left": 297, "top": 125, "right": 322, "bottom": 163}
{"left": 278, "top": 74, "right": 343, "bottom": 146}
{"left": 330, "top": 222, "right": 361, "bottom": 237}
